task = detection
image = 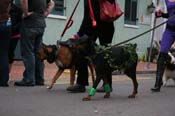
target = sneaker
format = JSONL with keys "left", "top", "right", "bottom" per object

{"left": 67, "top": 84, "right": 86, "bottom": 93}
{"left": 14, "top": 80, "right": 34, "bottom": 86}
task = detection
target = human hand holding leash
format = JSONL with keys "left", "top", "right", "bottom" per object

{"left": 72, "top": 33, "right": 80, "bottom": 39}
{"left": 155, "top": 7, "right": 163, "bottom": 18}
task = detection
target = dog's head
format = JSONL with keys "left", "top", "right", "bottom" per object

{"left": 38, "top": 43, "right": 58, "bottom": 63}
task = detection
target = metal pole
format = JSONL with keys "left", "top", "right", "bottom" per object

{"left": 147, "top": 0, "right": 160, "bottom": 69}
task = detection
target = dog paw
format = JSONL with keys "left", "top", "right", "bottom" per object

{"left": 46, "top": 86, "right": 52, "bottom": 89}
{"left": 104, "top": 93, "right": 110, "bottom": 98}
{"left": 82, "top": 96, "right": 91, "bottom": 101}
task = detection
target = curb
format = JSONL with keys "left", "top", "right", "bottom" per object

{"left": 136, "top": 71, "right": 156, "bottom": 74}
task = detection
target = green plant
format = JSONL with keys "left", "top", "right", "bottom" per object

{"left": 139, "top": 53, "right": 146, "bottom": 62}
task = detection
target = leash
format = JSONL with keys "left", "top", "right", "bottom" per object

{"left": 60, "top": 0, "right": 80, "bottom": 41}
{"left": 111, "top": 14, "right": 175, "bottom": 48}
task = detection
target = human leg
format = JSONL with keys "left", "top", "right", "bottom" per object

{"left": 35, "top": 57, "right": 44, "bottom": 85}
{"left": 67, "top": 59, "right": 88, "bottom": 92}
{"left": 0, "top": 55, "right": 9, "bottom": 87}
{"left": 0, "top": 24, "right": 10, "bottom": 86}
{"left": 97, "top": 22, "right": 114, "bottom": 92}
{"left": 14, "top": 27, "right": 36, "bottom": 86}
{"left": 8, "top": 38, "right": 19, "bottom": 72}
{"left": 151, "top": 52, "right": 168, "bottom": 92}
{"left": 151, "top": 29, "right": 175, "bottom": 92}
{"left": 34, "top": 28, "right": 45, "bottom": 85}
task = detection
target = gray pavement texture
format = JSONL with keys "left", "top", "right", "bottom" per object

{"left": 0, "top": 74, "right": 175, "bottom": 116}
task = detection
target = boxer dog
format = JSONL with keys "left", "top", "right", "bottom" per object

{"left": 38, "top": 35, "right": 95, "bottom": 89}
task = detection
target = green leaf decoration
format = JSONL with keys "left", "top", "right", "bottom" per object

{"left": 86, "top": 43, "right": 137, "bottom": 71}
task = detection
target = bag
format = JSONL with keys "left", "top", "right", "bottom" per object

{"left": 100, "top": 0, "right": 123, "bottom": 22}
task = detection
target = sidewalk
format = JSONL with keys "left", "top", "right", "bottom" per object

{"left": 10, "top": 61, "right": 156, "bottom": 82}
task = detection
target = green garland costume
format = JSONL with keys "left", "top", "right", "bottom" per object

{"left": 104, "top": 84, "right": 111, "bottom": 93}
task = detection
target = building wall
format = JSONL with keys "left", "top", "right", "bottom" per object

{"left": 113, "top": 0, "right": 153, "bottom": 56}
{"left": 43, "top": 0, "right": 153, "bottom": 57}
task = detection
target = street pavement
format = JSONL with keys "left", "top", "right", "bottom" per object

{"left": 0, "top": 74, "right": 175, "bottom": 116}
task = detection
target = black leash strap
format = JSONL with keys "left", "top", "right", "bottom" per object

{"left": 112, "top": 14, "right": 175, "bottom": 47}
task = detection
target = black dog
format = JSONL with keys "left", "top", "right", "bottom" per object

{"left": 83, "top": 43, "right": 138, "bottom": 101}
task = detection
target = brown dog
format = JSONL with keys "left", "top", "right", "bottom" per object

{"left": 38, "top": 36, "right": 95, "bottom": 89}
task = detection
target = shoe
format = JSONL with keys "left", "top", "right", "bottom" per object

{"left": 35, "top": 82, "right": 44, "bottom": 86}
{"left": 14, "top": 81, "right": 34, "bottom": 86}
{"left": 0, "top": 83, "right": 9, "bottom": 87}
{"left": 67, "top": 84, "right": 86, "bottom": 93}
{"left": 66, "top": 86, "right": 74, "bottom": 91}
{"left": 151, "top": 52, "right": 167, "bottom": 93}
{"left": 97, "top": 86, "right": 113, "bottom": 92}
{"left": 151, "top": 87, "right": 160, "bottom": 92}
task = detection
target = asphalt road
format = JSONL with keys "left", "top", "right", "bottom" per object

{"left": 0, "top": 74, "right": 175, "bottom": 116}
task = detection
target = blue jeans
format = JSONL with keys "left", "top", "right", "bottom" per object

{"left": 20, "top": 27, "right": 45, "bottom": 84}
{"left": 0, "top": 22, "right": 10, "bottom": 85}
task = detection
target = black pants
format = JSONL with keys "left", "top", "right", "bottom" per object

{"left": 8, "top": 38, "right": 19, "bottom": 64}
{"left": 97, "top": 21, "right": 114, "bottom": 45}
{"left": 97, "top": 22, "right": 114, "bottom": 87}
{"left": 0, "top": 22, "right": 10, "bottom": 85}
{"left": 76, "top": 21, "right": 114, "bottom": 87}
{"left": 76, "top": 59, "right": 89, "bottom": 86}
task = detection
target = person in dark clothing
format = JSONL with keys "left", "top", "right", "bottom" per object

{"left": 67, "top": 0, "right": 115, "bottom": 92}
{"left": 14, "top": 0, "right": 54, "bottom": 86}
{"left": 151, "top": 0, "right": 175, "bottom": 92}
{"left": 8, "top": 0, "right": 22, "bottom": 72}
{"left": 0, "top": 0, "right": 11, "bottom": 87}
